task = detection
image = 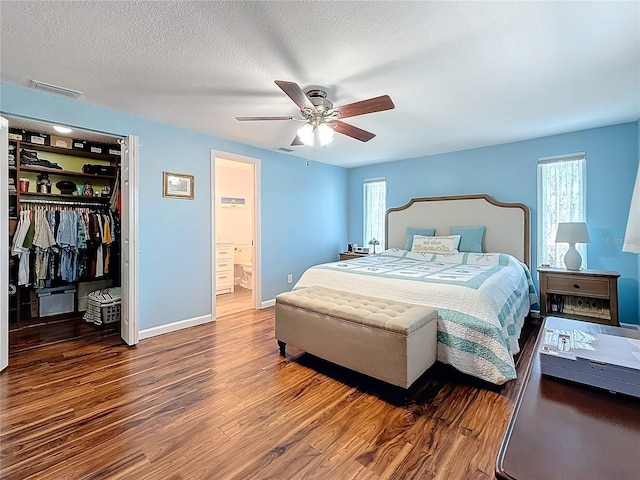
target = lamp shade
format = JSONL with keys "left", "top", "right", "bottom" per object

{"left": 623, "top": 162, "right": 639, "bottom": 253}
{"left": 555, "top": 222, "right": 590, "bottom": 244}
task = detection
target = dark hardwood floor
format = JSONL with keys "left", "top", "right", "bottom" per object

{"left": 0, "top": 309, "right": 539, "bottom": 480}
{"left": 9, "top": 312, "right": 119, "bottom": 354}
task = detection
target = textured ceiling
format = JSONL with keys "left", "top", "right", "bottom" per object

{"left": 1, "top": 1, "right": 638, "bottom": 168}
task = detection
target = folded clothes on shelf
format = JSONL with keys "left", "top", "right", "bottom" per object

{"left": 20, "top": 149, "right": 62, "bottom": 169}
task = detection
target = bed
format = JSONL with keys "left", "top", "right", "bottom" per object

{"left": 294, "top": 194, "right": 537, "bottom": 385}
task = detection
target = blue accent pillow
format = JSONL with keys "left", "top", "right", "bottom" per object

{"left": 450, "top": 226, "right": 486, "bottom": 253}
{"left": 405, "top": 227, "right": 436, "bottom": 250}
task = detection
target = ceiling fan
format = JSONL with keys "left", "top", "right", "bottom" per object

{"left": 236, "top": 80, "right": 395, "bottom": 147}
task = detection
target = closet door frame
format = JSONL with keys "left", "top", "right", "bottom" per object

{"left": 0, "top": 116, "right": 140, "bottom": 368}
{"left": 210, "top": 150, "right": 262, "bottom": 320}
{"left": 120, "top": 135, "right": 139, "bottom": 346}
{"left": 1, "top": 117, "right": 9, "bottom": 372}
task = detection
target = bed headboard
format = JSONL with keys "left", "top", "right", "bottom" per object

{"left": 385, "top": 194, "right": 530, "bottom": 267}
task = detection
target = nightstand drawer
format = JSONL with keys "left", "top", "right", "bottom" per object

{"left": 546, "top": 276, "right": 609, "bottom": 297}
{"left": 339, "top": 252, "right": 370, "bottom": 261}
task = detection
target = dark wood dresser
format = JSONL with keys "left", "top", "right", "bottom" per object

{"left": 495, "top": 317, "right": 640, "bottom": 480}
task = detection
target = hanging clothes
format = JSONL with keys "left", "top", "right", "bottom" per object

{"left": 17, "top": 204, "right": 120, "bottom": 287}
{"left": 11, "top": 210, "right": 32, "bottom": 286}
{"left": 102, "top": 213, "right": 112, "bottom": 274}
{"left": 95, "top": 212, "right": 104, "bottom": 278}
{"left": 32, "top": 209, "right": 57, "bottom": 288}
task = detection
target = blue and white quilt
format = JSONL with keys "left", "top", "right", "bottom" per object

{"left": 295, "top": 248, "right": 538, "bottom": 385}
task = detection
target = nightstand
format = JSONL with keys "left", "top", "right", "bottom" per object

{"left": 339, "top": 252, "right": 369, "bottom": 261}
{"left": 538, "top": 267, "right": 620, "bottom": 326}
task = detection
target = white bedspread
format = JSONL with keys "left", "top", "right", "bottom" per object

{"left": 295, "top": 249, "right": 537, "bottom": 385}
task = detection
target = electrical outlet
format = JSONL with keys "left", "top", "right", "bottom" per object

{"left": 287, "top": 274, "right": 293, "bottom": 284}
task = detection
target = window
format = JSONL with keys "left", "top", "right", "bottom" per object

{"left": 363, "top": 178, "right": 386, "bottom": 251}
{"left": 537, "top": 153, "right": 587, "bottom": 268}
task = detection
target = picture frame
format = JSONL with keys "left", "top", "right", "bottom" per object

{"left": 163, "top": 171, "right": 194, "bottom": 199}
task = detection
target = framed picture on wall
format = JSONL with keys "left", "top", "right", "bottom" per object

{"left": 163, "top": 172, "right": 194, "bottom": 199}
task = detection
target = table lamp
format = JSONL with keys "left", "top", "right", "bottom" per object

{"left": 555, "top": 222, "right": 590, "bottom": 270}
{"left": 623, "top": 164, "right": 639, "bottom": 253}
{"left": 368, "top": 238, "right": 380, "bottom": 254}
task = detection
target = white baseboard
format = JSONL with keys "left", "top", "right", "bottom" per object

{"left": 139, "top": 314, "right": 214, "bottom": 340}
{"left": 620, "top": 322, "right": 640, "bottom": 330}
{"left": 261, "top": 299, "right": 275, "bottom": 308}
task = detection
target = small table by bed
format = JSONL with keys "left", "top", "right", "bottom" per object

{"left": 495, "top": 316, "right": 640, "bottom": 480}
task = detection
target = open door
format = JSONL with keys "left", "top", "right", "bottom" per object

{"left": 0, "top": 117, "right": 8, "bottom": 371}
{"left": 211, "top": 151, "right": 262, "bottom": 318}
{"left": 120, "top": 135, "right": 139, "bottom": 346}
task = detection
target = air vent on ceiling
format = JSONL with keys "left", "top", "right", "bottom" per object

{"left": 275, "top": 147, "right": 294, "bottom": 153}
{"left": 29, "top": 80, "right": 82, "bottom": 99}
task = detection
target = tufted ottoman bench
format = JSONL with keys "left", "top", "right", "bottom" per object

{"left": 275, "top": 286, "right": 438, "bottom": 389}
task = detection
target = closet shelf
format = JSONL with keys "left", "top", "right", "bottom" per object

{"left": 19, "top": 165, "right": 116, "bottom": 180}
{"left": 19, "top": 141, "right": 121, "bottom": 162}
{"left": 19, "top": 192, "right": 110, "bottom": 202}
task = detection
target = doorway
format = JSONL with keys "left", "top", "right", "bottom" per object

{"left": 1, "top": 115, "right": 139, "bottom": 371}
{"left": 211, "top": 151, "right": 260, "bottom": 319}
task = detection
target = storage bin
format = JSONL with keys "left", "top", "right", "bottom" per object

{"left": 36, "top": 286, "right": 76, "bottom": 317}
{"left": 50, "top": 135, "right": 73, "bottom": 149}
{"left": 88, "top": 143, "right": 105, "bottom": 154}
{"left": 72, "top": 139, "right": 89, "bottom": 151}
{"left": 8, "top": 128, "right": 26, "bottom": 141}
{"left": 25, "top": 131, "right": 50, "bottom": 146}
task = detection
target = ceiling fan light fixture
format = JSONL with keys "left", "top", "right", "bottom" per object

{"left": 317, "top": 122, "right": 334, "bottom": 146}
{"left": 297, "top": 122, "right": 315, "bottom": 146}
{"left": 236, "top": 80, "right": 393, "bottom": 145}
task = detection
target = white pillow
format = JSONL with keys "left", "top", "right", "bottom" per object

{"left": 411, "top": 235, "right": 461, "bottom": 254}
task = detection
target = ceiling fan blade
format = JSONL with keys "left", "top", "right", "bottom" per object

{"left": 235, "top": 116, "right": 295, "bottom": 121}
{"left": 335, "top": 95, "right": 394, "bottom": 119}
{"left": 275, "top": 80, "right": 314, "bottom": 111}
{"left": 333, "top": 121, "right": 376, "bottom": 142}
{"left": 291, "top": 135, "right": 304, "bottom": 146}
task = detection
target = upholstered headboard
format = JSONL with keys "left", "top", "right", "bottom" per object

{"left": 385, "top": 194, "right": 530, "bottom": 267}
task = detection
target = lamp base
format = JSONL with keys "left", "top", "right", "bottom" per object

{"left": 564, "top": 243, "right": 583, "bottom": 270}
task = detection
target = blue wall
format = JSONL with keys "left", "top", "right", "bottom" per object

{"left": 1, "top": 83, "right": 348, "bottom": 330}
{"left": 637, "top": 121, "right": 640, "bottom": 320}
{"left": 348, "top": 122, "right": 640, "bottom": 324}
{"left": 3, "top": 81, "right": 637, "bottom": 327}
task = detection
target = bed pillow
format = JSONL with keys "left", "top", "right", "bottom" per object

{"left": 411, "top": 235, "right": 461, "bottom": 254}
{"left": 404, "top": 227, "right": 436, "bottom": 250}
{"left": 450, "top": 226, "right": 486, "bottom": 253}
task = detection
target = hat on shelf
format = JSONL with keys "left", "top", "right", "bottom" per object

{"left": 56, "top": 180, "right": 76, "bottom": 195}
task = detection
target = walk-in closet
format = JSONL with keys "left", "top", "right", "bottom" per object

{"left": 7, "top": 117, "right": 123, "bottom": 352}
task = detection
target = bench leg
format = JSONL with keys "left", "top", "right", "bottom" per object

{"left": 277, "top": 340, "right": 286, "bottom": 356}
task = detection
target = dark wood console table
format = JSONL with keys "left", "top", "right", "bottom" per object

{"left": 495, "top": 317, "right": 640, "bottom": 480}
